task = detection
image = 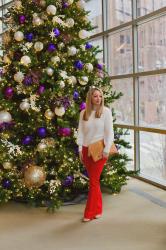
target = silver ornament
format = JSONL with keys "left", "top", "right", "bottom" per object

{"left": 0, "top": 110, "right": 12, "bottom": 123}
{"left": 66, "top": 18, "right": 75, "bottom": 27}
{"left": 19, "top": 101, "right": 30, "bottom": 111}
{"left": 46, "top": 67, "right": 54, "bottom": 76}
{"left": 34, "top": 41, "right": 44, "bottom": 52}
{"left": 46, "top": 5, "right": 57, "bottom": 15}
{"left": 79, "top": 76, "right": 89, "bottom": 85}
{"left": 14, "top": 31, "right": 24, "bottom": 41}
{"left": 20, "top": 55, "right": 31, "bottom": 66}
{"left": 54, "top": 106, "right": 65, "bottom": 116}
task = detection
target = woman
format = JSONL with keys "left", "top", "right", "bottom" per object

{"left": 77, "top": 86, "right": 114, "bottom": 222}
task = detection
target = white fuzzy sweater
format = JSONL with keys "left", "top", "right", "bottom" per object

{"left": 77, "top": 106, "right": 114, "bottom": 154}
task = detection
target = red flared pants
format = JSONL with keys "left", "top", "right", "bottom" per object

{"left": 82, "top": 146, "right": 107, "bottom": 219}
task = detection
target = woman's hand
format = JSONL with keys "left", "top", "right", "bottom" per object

{"left": 102, "top": 152, "right": 109, "bottom": 159}
{"left": 79, "top": 151, "right": 83, "bottom": 163}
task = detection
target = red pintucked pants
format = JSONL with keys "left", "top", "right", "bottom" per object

{"left": 82, "top": 146, "right": 107, "bottom": 219}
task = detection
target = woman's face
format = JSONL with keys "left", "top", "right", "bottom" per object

{"left": 91, "top": 90, "right": 102, "bottom": 106}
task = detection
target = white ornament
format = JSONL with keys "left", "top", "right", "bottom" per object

{"left": 66, "top": 18, "right": 75, "bottom": 27}
{"left": 14, "top": 31, "right": 24, "bottom": 41}
{"left": 46, "top": 67, "right": 54, "bottom": 76}
{"left": 85, "top": 63, "right": 94, "bottom": 72}
{"left": 51, "top": 56, "right": 60, "bottom": 64}
{"left": 78, "top": 29, "right": 89, "bottom": 39}
{"left": 76, "top": 0, "right": 85, "bottom": 9}
{"left": 37, "top": 142, "right": 47, "bottom": 151}
{"left": 58, "top": 81, "right": 65, "bottom": 88}
{"left": 79, "top": 76, "right": 88, "bottom": 85}
{"left": 14, "top": 71, "right": 24, "bottom": 83}
{"left": 68, "top": 46, "right": 77, "bottom": 56}
{"left": 0, "top": 110, "right": 12, "bottom": 123}
{"left": 19, "top": 101, "right": 30, "bottom": 111}
{"left": 68, "top": 0, "right": 74, "bottom": 5}
{"left": 46, "top": 5, "right": 57, "bottom": 15}
{"left": 34, "top": 42, "right": 44, "bottom": 52}
{"left": 14, "top": 1, "right": 23, "bottom": 10}
{"left": 3, "top": 161, "right": 12, "bottom": 169}
{"left": 20, "top": 55, "right": 31, "bottom": 66}
{"left": 54, "top": 106, "right": 65, "bottom": 117}
{"left": 68, "top": 76, "right": 77, "bottom": 84}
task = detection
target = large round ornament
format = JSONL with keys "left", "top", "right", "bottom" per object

{"left": 14, "top": 31, "right": 24, "bottom": 41}
{"left": 80, "top": 102, "right": 86, "bottom": 110}
{"left": 85, "top": 63, "right": 93, "bottom": 72}
{"left": 46, "top": 5, "right": 57, "bottom": 15}
{"left": 44, "top": 109, "right": 54, "bottom": 120}
{"left": 54, "top": 106, "right": 65, "bottom": 116}
{"left": 46, "top": 67, "right": 54, "bottom": 76}
{"left": 38, "top": 85, "right": 45, "bottom": 94}
{"left": 66, "top": 18, "right": 75, "bottom": 27}
{"left": 19, "top": 101, "right": 30, "bottom": 111}
{"left": 25, "top": 32, "right": 34, "bottom": 42}
{"left": 24, "top": 165, "right": 46, "bottom": 188}
{"left": 20, "top": 55, "right": 31, "bottom": 66}
{"left": 34, "top": 41, "right": 43, "bottom": 52}
{"left": 78, "top": 76, "right": 88, "bottom": 85}
{"left": 14, "top": 71, "right": 24, "bottom": 83}
{"left": 0, "top": 110, "right": 12, "bottom": 123}
{"left": 78, "top": 29, "right": 89, "bottom": 39}
{"left": 68, "top": 76, "right": 77, "bottom": 84}
{"left": 68, "top": 46, "right": 77, "bottom": 56}
{"left": 85, "top": 42, "right": 93, "bottom": 49}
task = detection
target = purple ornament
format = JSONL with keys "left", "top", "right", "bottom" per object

{"left": 4, "top": 87, "right": 14, "bottom": 99}
{"left": 85, "top": 42, "right": 93, "bottom": 49}
{"left": 73, "top": 91, "right": 79, "bottom": 100}
{"left": 25, "top": 33, "right": 34, "bottom": 42}
{"left": 96, "top": 63, "right": 103, "bottom": 70}
{"left": 2, "top": 179, "right": 12, "bottom": 189}
{"left": 19, "top": 15, "right": 26, "bottom": 24}
{"left": 74, "top": 60, "right": 84, "bottom": 70}
{"left": 58, "top": 127, "right": 71, "bottom": 137}
{"left": 53, "top": 28, "right": 60, "bottom": 37}
{"left": 37, "top": 127, "right": 47, "bottom": 138}
{"left": 37, "top": 85, "right": 45, "bottom": 94}
{"left": 22, "top": 135, "right": 33, "bottom": 145}
{"left": 80, "top": 102, "right": 86, "bottom": 111}
{"left": 23, "top": 76, "right": 33, "bottom": 86}
{"left": 62, "top": 2, "right": 69, "bottom": 8}
{"left": 63, "top": 175, "right": 73, "bottom": 187}
{"left": 47, "top": 43, "right": 56, "bottom": 52}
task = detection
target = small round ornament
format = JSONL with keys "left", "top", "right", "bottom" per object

{"left": 74, "top": 60, "right": 83, "bottom": 70}
{"left": 37, "top": 127, "right": 47, "bottom": 138}
{"left": 46, "top": 67, "right": 54, "bottom": 76}
{"left": 38, "top": 85, "right": 45, "bottom": 94}
{"left": 53, "top": 28, "right": 60, "bottom": 37}
{"left": 2, "top": 179, "right": 12, "bottom": 189}
{"left": 47, "top": 43, "right": 56, "bottom": 52}
{"left": 25, "top": 32, "right": 34, "bottom": 42}
{"left": 22, "top": 135, "right": 33, "bottom": 145}
{"left": 54, "top": 106, "right": 65, "bottom": 117}
{"left": 4, "top": 87, "right": 14, "bottom": 99}
{"left": 80, "top": 102, "right": 86, "bottom": 110}
{"left": 62, "top": 2, "right": 69, "bottom": 8}
{"left": 66, "top": 18, "right": 75, "bottom": 27}
{"left": 78, "top": 76, "right": 88, "bottom": 85}
{"left": 3, "top": 161, "right": 12, "bottom": 169}
{"left": 58, "top": 127, "right": 71, "bottom": 137}
{"left": 63, "top": 175, "right": 73, "bottom": 187}
{"left": 39, "top": 0, "right": 46, "bottom": 7}
{"left": 24, "top": 165, "right": 46, "bottom": 188}
{"left": 19, "top": 15, "right": 26, "bottom": 24}
{"left": 34, "top": 41, "right": 44, "bottom": 52}
{"left": 68, "top": 46, "right": 77, "bottom": 56}
{"left": 0, "top": 110, "right": 12, "bottom": 123}
{"left": 14, "top": 71, "right": 24, "bottom": 83}
{"left": 20, "top": 55, "right": 31, "bottom": 66}
{"left": 44, "top": 109, "right": 54, "bottom": 120}
{"left": 19, "top": 101, "right": 30, "bottom": 111}
{"left": 85, "top": 63, "right": 93, "bottom": 72}
{"left": 46, "top": 5, "right": 57, "bottom": 15}
{"left": 14, "top": 31, "right": 24, "bottom": 41}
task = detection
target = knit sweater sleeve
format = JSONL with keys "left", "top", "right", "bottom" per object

{"left": 76, "top": 110, "right": 84, "bottom": 152}
{"left": 103, "top": 107, "right": 114, "bottom": 154}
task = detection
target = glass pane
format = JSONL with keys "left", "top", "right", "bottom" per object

{"left": 111, "top": 78, "right": 134, "bottom": 125}
{"left": 139, "top": 75, "right": 166, "bottom": 129}
{"left": 140, "top": 132, "right": 166, "bottom": 186}
{"left": 109, "top": 28, "right": 133, "bottom": 75}
{"left": 84, "top": 0, "right": 103, "bottom": 35}
{"left": 138, "top": 15, "right": 166, "bottom": 72}
{"left": 90, "top": 37, "right": 103, "bottom": 61}
{"left": 108, "top": 0, "right": 132, "bottom": 29}
{"left": 137, "top": 0, "right": 166, "bottom": 17}
{"left": 119, "top": 129, "right": 134, "bottom": 171}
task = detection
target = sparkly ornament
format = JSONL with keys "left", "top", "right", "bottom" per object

{"left": 34, "top": 41, "right": 44, "bottom": 52}
{"left": 78, "top": 29, "right": 89, "bottom": 39}
{"left": 68, "top": 46, "right": 77, "bottom": 56}
{"left": 25, "top": 33, "right": 34, "bottom": 42}
{"left": 73, "top": 91, "right": 79, "bottom": 100}
{"left": 76, "top": 0, "right": 85, "bottom": 9}
{"left": 24, "top": 165, "right": 46, "bottom": 188}
{"left": 0, "top": 111, "right": 12, "bottom": 123}
{"left": 3, "top": 162, "right": 12, "bottom": 170}
{"left": 85, "top": 42, "right": 93, "bottom": 49}
{"left": 19, "top": 15, "right": 26, "bottom": 24}
{"left": 74, "top": 60, "right": 83, "bottom": 70}
{"left": 85, "top": 63, "right": 93, "bottom": 72}
{"left": 51, "top": 56, "right": 60, "bottom": 64}
{"left": 58, "top": 127, "right": 71, "bottom": 137}
{"left": 44, "top": 109, "right": 54, "bottom": 120}
{"left": 19, "top": 101, "right": 30, "bottom": 111}
{"left": 53, "top": 28, "right": 60, "bottom": 37}
{"left": 46, "top": 67, "right": 54, "bottom": 76}
{"left": 37, "top": 127, "right": 47, "bottom": 138}
{"left": 20, "top": 55, "right": 31, "bottom": 66}
{"left": 54, "top": 106, "right": 65, "bottom": 116}
{"left": 80, "top": 102, "right": 86, "bottom": 110}
{"left": 14, "top": 31, "right": 24, "bottom": 41}
{"left": 37, "top": 142, "right": 47, "bottom": 151}
{"left": 38, "top": 85, "right": 45, "bottom": 94}
{"left": 14, "top": 71, "right": 24, "bottom": 83}
{"left": 22, "top": 135, "right": 33, "bottom": 145}
{"left": 46, "top": 5, "right": 57, "bottom": 15}
{"left": 78, "top": 76, "right": 88, "bottom": 85}
{"left": 63, "top": 175, "right": 73, "bottom": 187}
{"left": 47, "top": 43, "right": 56, "bottom": 52}
{"left": 2, "top": 179, "right": 12, "bottom": 189}
{"left": 66, "top": 18, "right": 74, "bottom": 27}
{"left": 4, "top": 87, "right": 14, "bottom": 99}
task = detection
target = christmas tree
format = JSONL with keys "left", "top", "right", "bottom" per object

{"left": 0, "top": 0, "right": 134, "bottom": 211}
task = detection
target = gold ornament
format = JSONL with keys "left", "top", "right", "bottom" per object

{"left": 24, "top": 165, "right": 46, "bottom": 188}
{"left": 44, "top": 109, "right": 55, "bottom": 120}
{"left": 3, "top": 161, "right": 12, "bottom": 169}
{"left": 2, "top": 31, "right": 11, "bottom": 46}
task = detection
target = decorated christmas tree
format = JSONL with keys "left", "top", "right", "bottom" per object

{"left": 0, "top": 0, "right": 134, "bottom": 211}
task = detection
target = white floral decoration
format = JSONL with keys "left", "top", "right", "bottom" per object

{"left": 1, "top": 139, "right": 23, "bottom": 159}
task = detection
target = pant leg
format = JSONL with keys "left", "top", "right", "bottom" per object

{"left": 82, "top": 146, "right": 107, "bottom": 219}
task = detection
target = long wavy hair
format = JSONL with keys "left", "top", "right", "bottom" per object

{"left": 83, "top": 86, "right": 104, "bottom": 121}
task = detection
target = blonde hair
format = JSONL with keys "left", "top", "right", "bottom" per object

{"left": 83, "top": 86, "right": 104, "bottom": 121}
